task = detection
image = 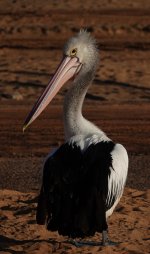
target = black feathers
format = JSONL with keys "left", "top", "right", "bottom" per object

{"left": 36, "top": 141, "right": 115, "bottom": 238}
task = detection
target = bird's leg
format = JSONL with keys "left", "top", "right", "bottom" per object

{"left": 102, "top": 230, "right": 109, "bottom": 245}
{"left": 102, "top": 230, "right": 117, "bottom": 246}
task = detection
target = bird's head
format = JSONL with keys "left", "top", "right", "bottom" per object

{"left": 64, "top": 29, "right": 99, "bottom": 74}
{"left": 23, "top": 30, "right": 99, "bottom": 131}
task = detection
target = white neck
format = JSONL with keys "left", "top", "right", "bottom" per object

{"left": 63, "top": 72, "right": 104, "bottom": 140}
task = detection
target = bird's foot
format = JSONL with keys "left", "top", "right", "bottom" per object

{"left": 66, "top": 238, "right": 118, "bottom": 247}
{"left": 67, "top": 239, "right": 103, "bottom": 247}
{"left": 66, "top": 231, "right": 119, "bottom": 247}
{"left": 102, "top": 230, "right": 118, "bottom": 246}
{"left": 102, "top": 239, "right": 117, "bottom": 246}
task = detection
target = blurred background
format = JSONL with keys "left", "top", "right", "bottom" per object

{"left": 0, "top": 0, "right": 150, "bottom": 191}
{"left": 0, "top": 0, "right": 150, "bottom": 102}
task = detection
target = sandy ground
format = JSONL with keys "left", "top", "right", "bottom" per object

{"left": 0, "top": 1, "right": 150, "bottom": 253}
{"left": 0, "top": 188, "right": 149, "bottom": 254}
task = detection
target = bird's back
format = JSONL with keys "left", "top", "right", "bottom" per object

{"left": 36, "top": 138, "right": 127, "bottom": 238}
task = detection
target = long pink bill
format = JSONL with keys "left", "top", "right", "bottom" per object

{"left": 23, "top": 56, "right": 82, "bottom": 132}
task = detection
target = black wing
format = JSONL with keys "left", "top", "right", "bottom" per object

{"left": 36, "top": 141, "right": 115, "bottom": 238}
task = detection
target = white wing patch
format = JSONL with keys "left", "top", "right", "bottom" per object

{"left": 69, "top": 133, "right": 111, "bottom": 152}
{"left": 106, "top": 144, "right": 128, "bottom": 217}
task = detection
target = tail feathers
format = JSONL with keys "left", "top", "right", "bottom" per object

{"left": 36, "top": 186, "right": 47, "bottom": 225}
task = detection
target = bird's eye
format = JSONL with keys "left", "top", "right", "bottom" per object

{"left": 70, "top": 48, "right": 77, "bottom": 57}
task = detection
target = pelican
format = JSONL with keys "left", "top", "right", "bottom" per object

{"left": 23, "top": 30, "right": 128, "bottom": 246}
